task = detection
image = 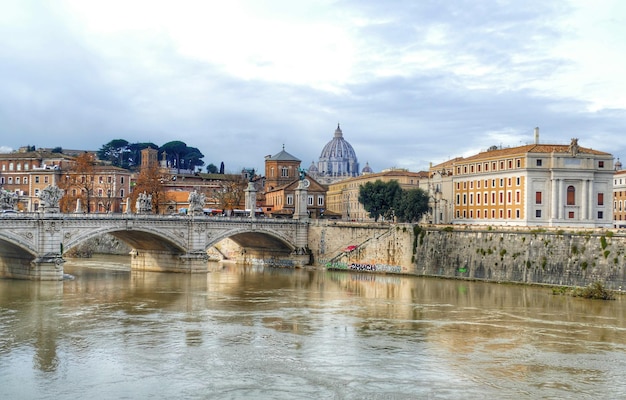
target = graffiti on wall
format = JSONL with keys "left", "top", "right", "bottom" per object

{"left": 325, "top": 261, "right": 402, "bottom": 274}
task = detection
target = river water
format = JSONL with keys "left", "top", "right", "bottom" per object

{"left": 1, "top": 255, "right": 626, "bottom": 399}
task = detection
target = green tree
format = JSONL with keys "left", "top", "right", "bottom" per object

{"left": 160, "top": 141, "right": 188, "bottom": 173}
{"left": 394, "top": 188, "right": 429, "bottom": 223}
{"left": 358, "top": 180, "right": 402, "bottom": 222}
{"left": 183, "top": 146, "right": 205, "bottom": 171}
{"left": 206, "top": 163, "right": 218, "bottom": 173}
{"left": 98, "top": 139, "right": 130, "bottom": 168}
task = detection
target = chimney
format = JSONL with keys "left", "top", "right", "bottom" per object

{"left": 534, "top": 127, "right": 539, "bottom": 144}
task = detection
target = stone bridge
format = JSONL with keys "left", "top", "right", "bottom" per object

{"left": 0, "top": 213, "right": 310, "bottom": 280}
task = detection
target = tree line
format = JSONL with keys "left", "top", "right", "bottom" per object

{"left": 97, "top": 139, "right": 224, "bottom": 173}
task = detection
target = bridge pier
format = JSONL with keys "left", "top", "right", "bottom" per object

{"left": 238, "top": 248, "right": 311, "bottom": 268}
{"left": 130, "top": 250, "right": 209, "bottom": 273}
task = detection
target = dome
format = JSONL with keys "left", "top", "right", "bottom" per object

{"left": 307, "top": 161, "right": 318, "bottom": 173}
{"left": 317, "top": 124, "right": 360, "bottom": 179}
{"left": 616, "top": 158, "right": 622, "bottom": 171}
{"left": 362, "top": 161, "right": 373, "bottom": 174}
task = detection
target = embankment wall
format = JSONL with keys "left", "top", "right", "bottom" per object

{"left": 308, "top": 221, "right": 626, "bottom": 289}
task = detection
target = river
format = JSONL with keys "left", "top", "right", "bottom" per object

{"left": 1, "top": 255, "right": 626, "bottom": 399}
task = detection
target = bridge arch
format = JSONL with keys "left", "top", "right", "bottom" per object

{"left": 62, "top": 225, "right": 188, "bottom": 254}
{"left": 206, "top": 226, "right": 296, "bottom": 253}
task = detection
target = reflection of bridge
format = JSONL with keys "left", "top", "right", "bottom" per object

{"left": 0, "top": 213, "right": 310, "bottom": 280}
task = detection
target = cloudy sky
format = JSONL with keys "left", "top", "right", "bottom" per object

{"left": 2, "top": 0, "right": 626, "bottom": 173}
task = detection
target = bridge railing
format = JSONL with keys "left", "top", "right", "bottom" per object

{"left": 1, "top": 212, "right": 306, "bottom": 225}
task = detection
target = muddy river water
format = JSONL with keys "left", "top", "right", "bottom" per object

{"left": 1, "top": 255, "right": 625, "bottom": 399}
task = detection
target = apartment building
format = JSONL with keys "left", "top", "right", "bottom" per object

{"left": 444, "top": 135, "right": 613, "bottom": 228}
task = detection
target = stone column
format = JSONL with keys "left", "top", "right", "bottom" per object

{"left": 581, "top": 179, "right": 588, "bottom": 220}
{"left": 558, "top": 179, "right": 565, "bottom": 220}
{"left": 244, "top": 182, "right": 257, "bottom": 218}
{"left": 551, "top": 178, "right": 559, "bottom": 220}
{"left": 293, "top": 180, "right": 309, "bottom": 220}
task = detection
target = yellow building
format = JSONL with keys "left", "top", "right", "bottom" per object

{"left": 438, "top": 134, "right": 613, "bottom": 228}
{"left": 326, "top": 168, "right": 429, "bottom": 221}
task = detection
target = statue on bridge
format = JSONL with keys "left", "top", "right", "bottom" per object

{"left": 188, "top": 190, "right": 206, "bottom": 216}
{"left": 0, "top": 190, "right": 18, "bottom": 211}
{"left": 40, "top": 185, "right": 64, "bottom": 213}
{"left": 136, "top": 191, "right": 153, "bottom": 214}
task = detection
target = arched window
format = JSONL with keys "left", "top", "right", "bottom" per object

{"left": 567, "top": 185, "right": 575, "bottom": 205}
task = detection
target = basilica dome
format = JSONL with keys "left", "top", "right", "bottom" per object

{"left": 316, "top": 124, "right": 360, "bottom": 180}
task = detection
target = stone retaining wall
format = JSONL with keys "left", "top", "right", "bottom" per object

{"left": 308, "top": 221, "right": 626, "bottom": 290}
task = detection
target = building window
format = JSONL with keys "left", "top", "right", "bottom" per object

{"left": 536, "top": 192, "right": 542, "bottom": 204}
{"left": 8, "top": 177, "right": 12, "bottom": 184}
{"left": 599, "top": 161, "right": 604, "bottom": 168}
{"left": 24, "top": 177, "right": 28, "bottom": 184}
{"left": 44, "top": 176, "right": 49, "bottom": 184}
{"left": 317, "top": 196, "right": 324, "bottom": 206}
{"left": 516, "top": 210, "right": 520, "bottom": 218}
{"left": 308, "top": 195, "right": 314, "bottom": 206}
{"left": 121, "top": 177, "right": 124, "bottom": 184}
{"left": 35, "top": 176, "right": 40, "bottom": 183}
{"left": 499, "top": 178, "right": 504, "bottom": 187}
{"left": 598, "top": 211, "right": 604, "bottom": 219}
{"left": 120, "top": 189, "right": 124, "bottom": 197}
{"left": 598, "top": 193, "right": 604, "bottom": 206}
{"left": 516, "top": 177, "right": 520, "bottom": 186}
{"left": 98, "top": 189, "right": 103, "bottom": 196}
{"left": 569, "top": 211, "right": 575, "bottom": 219}
{"left": 567, "top": 186, "right": 575, "bottom": 205}
{"left": 516, "top": 159, "right": 521, "bottom": 168}
{"left": 281, "top": 167, "right": 289, "bottom": 177}
{"left": 508, "top": 160, "right": 512, "bottom": 168}
{"left": 536, "top": 159, "right": 542, "bottom": 166}
{"left": 287, "top": 195, "right": 293, "bottom": 205}
{"left": 536, "top": 210, "right": 541, "bottom": 218}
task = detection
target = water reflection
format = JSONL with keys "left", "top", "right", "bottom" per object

{"left": 1, "top": 256, "right": 626, "bottom": 399}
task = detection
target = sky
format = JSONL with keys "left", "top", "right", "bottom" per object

{"left": 2, "top": 0, "right": 626, "bottom": 174}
